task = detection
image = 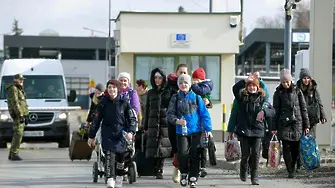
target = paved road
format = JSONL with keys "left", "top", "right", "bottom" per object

{"left": 0, "top": 112, "right": 334, "bottom": 188}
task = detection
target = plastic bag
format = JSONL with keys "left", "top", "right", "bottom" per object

{"left": 300, "top": 133, "right": 320, "bottom": 170}
{"left": 225, "top": 134, "right": 241, "bottom": 162}
{"left": 268, "top": 134, "right": 281, "bottom": 168}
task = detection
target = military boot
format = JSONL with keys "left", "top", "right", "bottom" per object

{"left": 9, "top": 154, "right": 22, "bottom": 161}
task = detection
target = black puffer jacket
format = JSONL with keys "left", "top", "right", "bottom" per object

{"left": 144, "top": 68, "right": 172, "bottom": 158}
{"left": 296, "top": 79, "right": 326, "bottom": 125}
{"left": 235, "top": 88, "right": 275, "bottom": 138}
{"left": 272, "top": 84, "right": 310, "bottom": 141}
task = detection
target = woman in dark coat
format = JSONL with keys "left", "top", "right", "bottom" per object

{"left": 296, "top": 68, "right": 327, "bottom": 138}
{"left": 144, "top": 68, "right": 172, "bottom": 179}
{"left": 272, "top": 69, "right": 310, "bottom": 178}
{"left": 85, "top": 83, "right": 104, "bottom": 126}
{"left": 234, "top": 78, "right": 275, "bottom": 185}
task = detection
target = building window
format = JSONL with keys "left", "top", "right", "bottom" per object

{"left": 135, "top": 55, "right": 221, "bottom": 100}
{"left": 135, "top": 56, "right": 175, "bottom": 88}
{"left": 179, "top": 56, "right": 220, "bottom": 100}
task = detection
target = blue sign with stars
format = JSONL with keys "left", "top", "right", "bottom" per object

{"left": 175, "top": 34, "right": 187, "bottom": 41}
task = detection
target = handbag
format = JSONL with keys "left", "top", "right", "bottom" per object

{"left": 268, "top": 134, "right": 281, "bottom": 168}
{"left": 224, "top": 133, "right": 241, "bottom": 162}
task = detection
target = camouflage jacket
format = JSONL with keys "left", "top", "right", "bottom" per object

{"left": 6, "top": 84, "right": 29, "bottom": 118}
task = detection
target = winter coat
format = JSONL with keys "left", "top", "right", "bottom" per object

{"left": 119, "top": 87, "right": 140, "bottom": 115}
{"left": 272, "top": 84, "right": 310, "bottom": 141}
{"left": 234, "top": 88, "right": 275, "bottom": 138}
{"left": 6, "top": 83, "right": 29, "bottom": 119}
{"left": 88, "top": 92, "right": 137, "bottom": 153}
{"left": 191, "top": 79, "right": 214, "bottom": 108}
{"left": 167, "top": 90, "right": 212, "bottom": 136}
{"left": 161, "top": 75, "right": 179, "bottom": 109}
{"left": 143, "top": 68, "right": 172, "bottom": 158}
{"left": 86, "top": 92, "right": 103, "bottom": 123}
{"left": 296, "top": 79, "right": 326, "bottom": 126}
{"left": 228, "top": 79, "right": 270, "bottom": 132}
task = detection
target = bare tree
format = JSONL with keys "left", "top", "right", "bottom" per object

{"left": 255, "top": 14, "right": 285, "bottom": 28}
{"left": 293, "top": 2, "right": 310, "bottom": 29}
{"left": 178, "top": 6, "right": 186, "bottom": 12}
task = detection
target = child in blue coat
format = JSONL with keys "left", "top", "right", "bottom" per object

{"left": 191, "top": 67, "right": 214, "bottom": 177}
{"left": 167, "top": 74, "right": 212, "bottom": 188}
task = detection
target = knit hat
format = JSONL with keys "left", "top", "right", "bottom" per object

{"left": 168, "top": 73, "right": 178, "bottom": 82}
{"left": 178, "top": 74, "right": 192, "bottom": 86}
{"left": 95, "top": 83, "right": 104, "bottom": 92}
{"left": 117, "top": 72, "right": 131, "bottom": 82}
{"left": 154, "top": 71, "right": 163, "bottom": 78}
{"left": 192, "top": 67, "right": 206, "bottom": 80}
{"left": 106, "top": 80, "right": 119, "bottom": 87}
{"left": 246, "top": 78, "right": 260, "bottom": 89}
{"left": 280, "top": 69, "right": 293, "bottom": 82}
{"left": 299, "top": 68, "right": 311, "bottom": 79}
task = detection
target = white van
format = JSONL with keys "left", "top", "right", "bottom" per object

{"left": 0, "top": 59, "right": 79, "bottom": 148}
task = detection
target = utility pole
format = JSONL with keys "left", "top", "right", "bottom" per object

{"left": 284, "top": 0, "right": 301, "bottom": 70}
{"left": 209, "top": 0, "right": 213, "bottom": 13}
{"left": 108, "top": 0, "right": 112, "bottom": 66}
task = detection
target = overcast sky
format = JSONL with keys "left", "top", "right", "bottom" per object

{"left": 0, "top": 0, "right": 286, "bottom": 49}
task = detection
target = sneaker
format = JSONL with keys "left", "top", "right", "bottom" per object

{"left": 115, "top": 176, "right": 123, "bottom": 188}
{"left": 9, "top": 154, "right": 22, "bottom": 161}
{"left": 189, "top": 177, "right": 197, "bottom": 188}
{"left": 122, "top": 175, "right": 128, "bottom": 182}
{"left": 172, "top": 167, "right": 180, "bottom": 183}
{"left": 180, "top": 173, "right": 188, "bottom": 187}
{"left": 199, "top": 168, "right": 207, "bottom": 178}
{"left": 106, "top": 178, "right": 115, "bottom": 188}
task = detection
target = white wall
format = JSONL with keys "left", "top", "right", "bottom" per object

{"left": 61, "top": 60, "right": 108, "bottom": 87}
{"left": 117, "top": 12, "right": 241, "bottom": 54}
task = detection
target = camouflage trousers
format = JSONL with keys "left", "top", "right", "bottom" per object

{"left": 9, "top": 119, "right": 24, "bottom": 156}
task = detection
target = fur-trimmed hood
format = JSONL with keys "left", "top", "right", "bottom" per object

{"left": 150, "top": 68, "right": 167, "bottom": 90}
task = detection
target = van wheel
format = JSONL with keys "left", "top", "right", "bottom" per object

{"left": 0, "top": 141, "right": 7, "bottom": 148}
{"left": 58, "top": 130, "right": 70, "bottom": 148}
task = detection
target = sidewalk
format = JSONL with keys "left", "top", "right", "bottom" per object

{"left": 213, "top": 141, "right": 335, "bottom": 170}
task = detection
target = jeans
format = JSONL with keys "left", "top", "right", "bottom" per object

{"left": 105, "top": 151, "right": 126, "bottom": 179}
{"left": 282, "top": 140, "right": 300, "bottom": 173}
{"left": 240, "top": 136, "right": 261, "bottom": 181}
{"left": 177, "top": 133, "right": 202, "bottom": 178}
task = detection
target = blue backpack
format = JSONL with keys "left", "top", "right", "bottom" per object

{"left": 299, "top": 133, "right": 320, "bottom": 170}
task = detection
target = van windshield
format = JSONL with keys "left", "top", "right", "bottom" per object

{"left": 0, "top": 75, "right": 66, "bottom": 99}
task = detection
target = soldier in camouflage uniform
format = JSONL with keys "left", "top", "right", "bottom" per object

{"left": 7, "top": 74, "right": 29, "bottom": 161}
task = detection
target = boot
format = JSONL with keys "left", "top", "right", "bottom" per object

{"left": 251, "top": 169, "right": 259, "bottom": 185}
{"left": 199, "top": 168, "right": 207, "bottom": 178}
{"left": 155, "top": 170, "right": 163, "bottom": 179}
{"left": 240, "top": 163, "right": 247, "bottom": 182}
{"left": 9, "top": 154, "right": 22, "bottom": 161}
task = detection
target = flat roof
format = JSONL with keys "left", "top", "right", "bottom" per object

{"left": 4, "top": 35, "right": 114, "bottom": 50}
{"left": 239, "top": 28, "right": 335, "bottom": 56}
{"left": 114, "top": 11, "right": 241, "bottom": 21}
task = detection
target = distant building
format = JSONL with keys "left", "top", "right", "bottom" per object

{"left": 3, "top": 34, "right": 115, "bottom": 109}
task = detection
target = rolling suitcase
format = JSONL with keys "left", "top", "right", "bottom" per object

{"left": 69, "top": 130, "right": 93, "bottom": 161}
{"left": 135, "top": 131, "right": 155, "bottom": 177}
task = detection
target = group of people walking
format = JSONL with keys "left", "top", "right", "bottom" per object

{"left": 227, "top": 68, "right": 326, "bottom": 185}
{"left": 86, "top": 64, "right": 214, "bottom": 188}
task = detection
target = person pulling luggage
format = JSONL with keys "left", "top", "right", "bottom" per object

{"left": 88, "top": 80, "right": 137, "bottom": 188}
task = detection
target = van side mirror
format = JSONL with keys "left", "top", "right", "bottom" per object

{"left": 68, "top": 90, "right": 77, "bottom": 102}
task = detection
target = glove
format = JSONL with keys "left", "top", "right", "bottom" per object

{"left": 19, "top": 116, "right": 25, "bottom": 124}
{"left": 24, "top": 116, "right": 29, "bottom": 126}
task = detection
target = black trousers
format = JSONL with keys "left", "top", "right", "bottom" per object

{"left": 105, "top": 151, "right": 126, "bottom": 179}
{"left": 282, "top": 140, "right": 300, "bottom": 173}
{"left": 200, "top": 148, "right": 207, "bottom": 168}
{"left": 177, "top": 133, "right": 202, "bottom": 178}
{"left": 168, "top": 123, "right": 178, "bottom": 154}
{"left": 240, "top": 136, "right": 261, "bottom": 174}
{"left": 153, "top": 158, "right": 165, "bottom": 172}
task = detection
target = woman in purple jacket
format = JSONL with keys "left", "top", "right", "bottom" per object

{"left": 117, "top": 72, "right": 141, "bottom": 116}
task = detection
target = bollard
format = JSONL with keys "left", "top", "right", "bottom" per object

{"left": 222, "top": 104, "right": 226, "bottom": 142}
